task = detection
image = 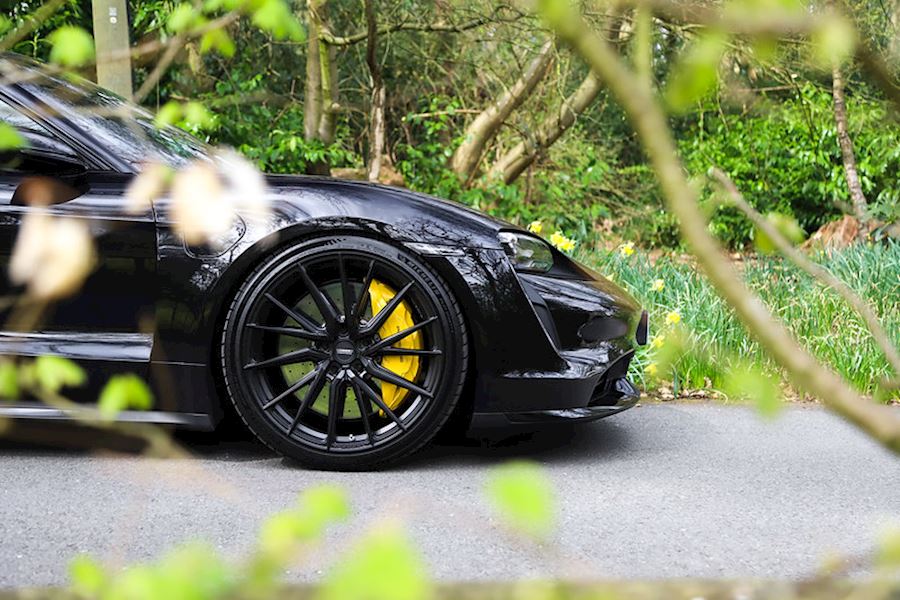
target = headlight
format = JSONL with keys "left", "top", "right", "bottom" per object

{"left": 498, "top": 231, "right": 553, "bottom": 272}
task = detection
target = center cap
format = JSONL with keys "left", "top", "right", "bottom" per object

{"left": 332, "top": 340, "right": 356, "bottom": 365}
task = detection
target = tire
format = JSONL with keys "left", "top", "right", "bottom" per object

{"left": 220, "top": 235, "right": 469, "bottom": 470}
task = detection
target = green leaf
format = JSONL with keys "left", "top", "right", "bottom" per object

{"left": 200, "top": 28, "right": 236, "bottom": 57}
{"left": 98, "top": 374, "right": 154, "bottom": 419}
{"left": 537, "top": 0, "right": 579, "bottom": 38}
{"left": 32, "top": 356, "right": 86, "bottom": 394}
{"left": 723, "top": 363, "right": 782, "bottom": 419}
{"left": 664, "top": 31, "right": 727, "bottom": 114}
{"left": 0, "top": 15, "right": 12, "bottom": 37}
{"left": 302, "top": 485, "right": 350, "bottom": 524}
{"left": 317, "top": 526, "right": 430, "bottom": 600}
{"left": 0, "top": 361, "right": 19, "bottom": 401}
{"left": 753, "top": 212, "right": 806, "bottom": 254}
{"left": 0, "top": 122, "right": 25, "bottom": 151}
{"left": 252, "top": 0, "right": 305, "bottom": 41}
{"left": 811, "top": 16, "right": 856, "bottom": 68}
{"left": 48, "top": 26, "right": 95, "bottom": 67}
{"left": 154, "top": 101, "right": 182, "bottom": 128}
{"left": 167, "top": 3, "right": 198, "bottom": 34}
{"left": 486, "top": 461, "right": 555, "bottom": 539}
{"left": 182, "top": 101, "right": 215, "bottom": 129}
{"left": 69, "top": 555, "right": 106, "bottom": 597}
{"left": 259, "top": 486, "right": 349, "bottom": 557}
{"left": 877, "top": 525, "right": 900, "bottom": 568}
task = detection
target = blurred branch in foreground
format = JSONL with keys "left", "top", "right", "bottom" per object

{"left": 541, "top": 0, "right": 900, "bottom": 455}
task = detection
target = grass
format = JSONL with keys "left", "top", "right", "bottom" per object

{"left": 578, "top": 241, "right": 900, "bottom": 401}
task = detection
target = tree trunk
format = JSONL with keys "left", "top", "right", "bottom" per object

{"left": 365, "top": 0, "right": 385, "bottom": 182}
{"left": 832, "top": 64, "right": 868, "bottom": 240}
{"left": 489, "top": 73, "right": 602, "bottom": 184}
{"left": 450, "top": 39, "right": 554, "bottom": 183}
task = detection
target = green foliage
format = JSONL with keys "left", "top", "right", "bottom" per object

{"left": 722, "top": 363, "right": 783, "bottom": 419}
{"left": 664, "top": 31, "right": 727, "bottom": 114}
{"left": 47, "top": 25, "right": 94, "bottom": 67}
{"left": 0, "top": 361, "right": 20, "bottom": 400}
{"left": 23, "top": 355, "right": 86, "bottom": 394}
{"left": 0, "top": 122, "right": 25, "bottom": 150}
{"left": 486, "top": 461, "right": 555, "bottom": 540}
{"left": 585, "top": 241, "right": 900, "bottom": 399}
{"left": 318, "top": 526, "right": 431, "bottom": 600}
{"left": 680, "top": 84, "right": 900, "bottom": 248}
{"left": 98, "top": 374, "right": 154, "bottom": 419}
{"left": 753, "top": 212, "right": 806, "bottom": 254}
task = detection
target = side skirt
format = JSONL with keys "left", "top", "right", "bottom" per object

{"left": 0, "top": 403, "right": 214, "bottom": 430}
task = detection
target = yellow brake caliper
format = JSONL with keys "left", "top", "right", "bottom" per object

{"left": 368, "top": 280, "right": 423, "bottom": 410}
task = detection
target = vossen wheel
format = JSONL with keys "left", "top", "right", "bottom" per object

{"left": 220, "top": 235, "right": 469, "bottom": 470}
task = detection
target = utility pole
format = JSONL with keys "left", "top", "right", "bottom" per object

{"left": 91, "top": 0, "right": 133, "bottom": 98}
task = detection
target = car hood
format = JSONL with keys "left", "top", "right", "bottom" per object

{"left": 262, "top": 174, "right": 513, "bottom": 249}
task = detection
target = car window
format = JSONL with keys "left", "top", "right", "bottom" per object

{"left": 0, "top": 98, "right": 81, "bottom": 160}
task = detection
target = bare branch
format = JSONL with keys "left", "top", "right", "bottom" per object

{"left": 710, "top": 167, "right": 900, "bottom": 380}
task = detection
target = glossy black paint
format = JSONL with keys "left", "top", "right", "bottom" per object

{"left": 0, "top": 55, "right": 645, "bottom": 430}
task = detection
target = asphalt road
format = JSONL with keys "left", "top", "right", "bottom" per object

{"left": 0, "top": 402, "right": 898, "bottom": 588}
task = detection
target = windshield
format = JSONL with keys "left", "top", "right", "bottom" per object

{"left": 1, "top": 57, "right": 208, "bottom": 171}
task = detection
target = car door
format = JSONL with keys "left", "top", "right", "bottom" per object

{"left": 0, "top": 98, "right": 158, "bottom": 405}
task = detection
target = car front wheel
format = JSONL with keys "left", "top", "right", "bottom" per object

{"left": 220, "top": 235, "right": 469, "bottom": 470}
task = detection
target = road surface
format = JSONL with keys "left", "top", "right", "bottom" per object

{"left": 0, "top": 402, "right": 897, "bottom": 587}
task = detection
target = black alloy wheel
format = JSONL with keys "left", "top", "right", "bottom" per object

{"left": 221, "top": 235, "right": 468, "bottom": 470}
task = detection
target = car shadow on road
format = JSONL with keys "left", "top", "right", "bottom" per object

{"left": 0, "top": 415, "right": 638, "bottom": 468}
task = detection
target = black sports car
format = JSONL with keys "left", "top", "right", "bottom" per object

{"left": 0, "top": 54, "right": 647, "bottom": 469}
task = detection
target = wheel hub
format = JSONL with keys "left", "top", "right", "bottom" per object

{"left": 332, "top": 338, "right": 357, "bottom": 365}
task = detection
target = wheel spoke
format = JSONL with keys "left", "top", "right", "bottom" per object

{"left": 366, "top": 316, "right": 438, "bottom": 354}
{"left": 246, "top": 323, "right": 327, "bottom": 342}
{"left": 262, "top": 363, "right": 323, "bottom": 410}
{"left": 362, "top": 282, "right": 414, "bottom": 334}
{"left": 350, "top": 378, "right": 376, "bottom": 445}
{"left": 350, "top": 260, "right": 376, "bottom": 330}
{"left": 375, "top": 347, "right": 443, "bottom": 357}
{"left": 350, "top": 371, "right": 406, "bottom": 431}
{"left": 298, "top": 265, "right": 341, "bottom": 334}
{"left": 244, "top": 347, "right": 327, "bottom": 370}
{"left": 326, "top": 375, "right": 347, "bottom": 449}
{"left": 287, "top": 363, "right": 329, "bottom": 436}
{"left": 365, "top": 359, "right": 433, "bottom": 400}
{"left": 264, "top": 293, "right": 322, "bottom": 333}
{"left": 338, "top": 254, "right": 355, "bottom": 331}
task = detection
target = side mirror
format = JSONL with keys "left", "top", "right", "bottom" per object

{"left": 11, "top": 176, "right": 84, "bottom": 207}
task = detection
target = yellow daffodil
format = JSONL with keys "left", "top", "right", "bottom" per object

{"left": 665, "top": 310, "right": 681, "bottom": 325}
{"left": 652, "top": 278, "right": 665, "bottom": 292}
{"left": 619, "top": 242, "right": 635, "bottom": 257}
{"left": 549, "top": 231, "right": 577, "bottom": 253}
{"left": 650, "top": 334, "right": 665, "bottom": 349}
{"left": 645, "top": 363, "right": 658, "bottom": 376}
{"left": 527, "top": 220, "right": 543, "bottom": 234}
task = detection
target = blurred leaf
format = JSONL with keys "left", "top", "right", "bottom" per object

{"left": 69, "top": 555, "right": 106, "bottom": 597}
{"left": 0, "top": 122, "right": 24, "bottom": 151}
{"left": 486, "top": 461, "right": 555, "bottom": 539}
{"left": 259, "top": 485, "right": 349, "bottom": 557}
{"left": 183, "top": 101, "right": 215, "bottom": 129}
{"left": 537, "top": 0, "right": 578, "bottom": 38}
{"left": 252, "top": 0, "right": 305, "bottom": 41}
{"left": 754, "top": 212, "right": 806, "bottom": 254}
{"left": 200, "top": 28, "right": 235, "bottom": 57}
{"left": 98, "top": 374, "right": 154, "bottom": 419}
{"left": 664, "top": 31, "right": 727, "bottom": 114}
{"left": 154, "top": 101, "right": 182, "bottom": 128}
{"left": 0, "top": 15, "right": 12, "bottom": 36}
{"left": 32, "top": 356, "right": 86, "bottom": 394}
{"left": 48, "top": 26, "right": 95, "bottom": 67}
{"left": 877, "top": 525, "right": 900, "bottom": 568}
{"left": 167, "top": 3, "right": 198, "bottom": 33}
{"left": 317, "top": 525, "right": 430, "bottom": 600}
{"left": 723, "top": 363, "right": 782, "bottom": 419}
{"left": 0, "top": 361, "right": 19, "bottom": 401}
{"left": 810, "top": 16, "right": 856, "bottom": 68}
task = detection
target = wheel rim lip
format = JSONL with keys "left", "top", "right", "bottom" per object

{"left": 230, "top": 245, "right": 448, "bottom": 453}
